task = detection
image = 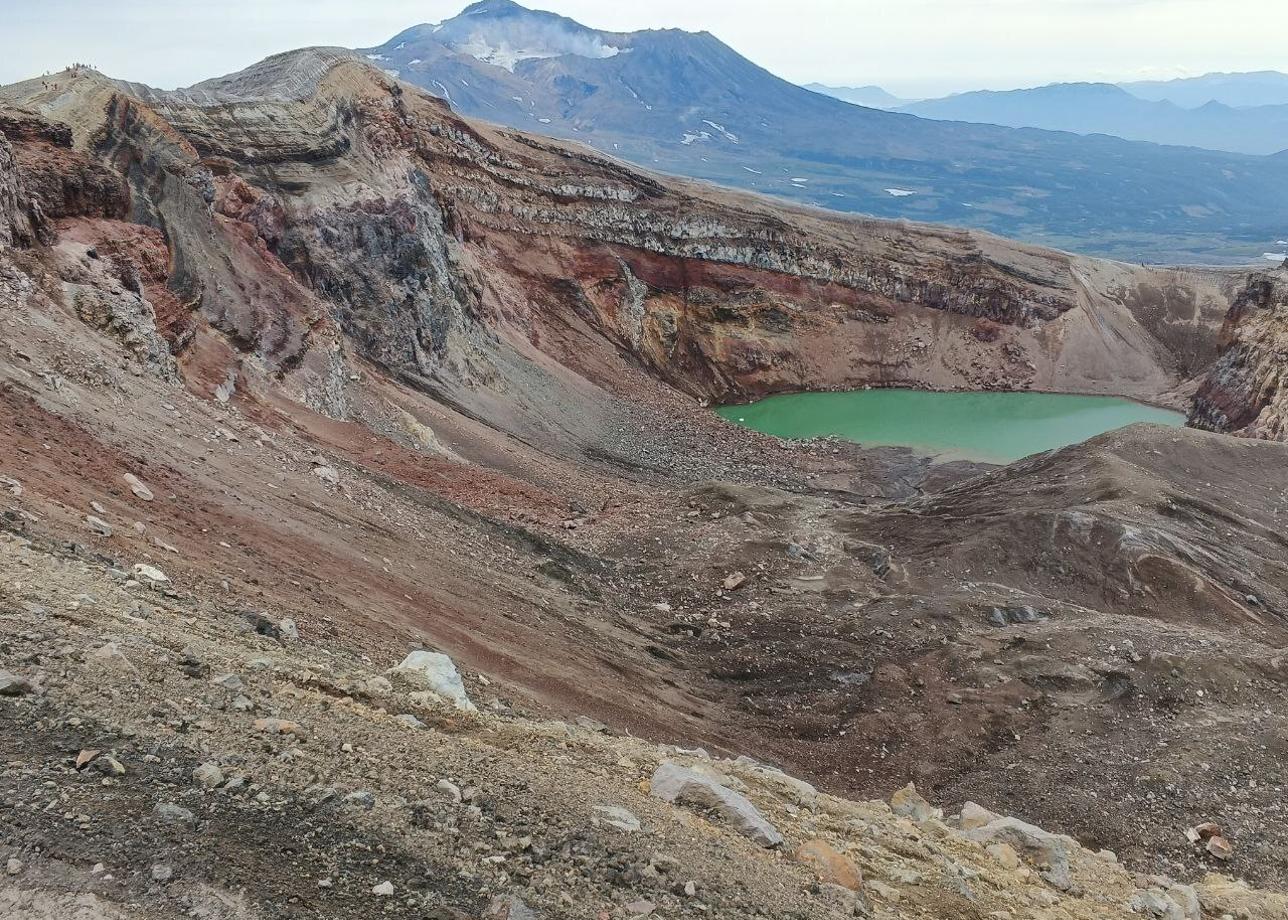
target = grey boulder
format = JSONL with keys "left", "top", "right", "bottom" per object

{"left": 650, "top": 761, "right": 783, "bottom": 847}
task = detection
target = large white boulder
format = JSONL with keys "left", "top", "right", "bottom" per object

{"left": 387, "top": 650, "right": 476, "bottom": 712}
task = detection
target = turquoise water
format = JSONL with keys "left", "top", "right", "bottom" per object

{"left": 717, "top": 389, "right": 1185, "bottom": 464}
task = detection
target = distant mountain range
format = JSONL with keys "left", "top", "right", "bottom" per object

{"left": 801, "top": 83, "right": 911, "bottom": 109}
{"left": 898, "top": 82, "right": 1288, "bottom": 156}
{"left": 1121, "top": 71, "right": 1288, "bottom": 109}
{"left": 360, "top": 0, "right": 1288, "bottom": 263}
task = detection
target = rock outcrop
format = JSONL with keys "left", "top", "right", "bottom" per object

{"left": 0, "top": 116, "right": 47, "bottom": 248}
{"left": 1189, "top": 267, "right": 1288, "bottom": 439}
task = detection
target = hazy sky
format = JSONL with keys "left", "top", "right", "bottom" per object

{"left": 3, "top": 0, "right": 1286, "bottom": 96}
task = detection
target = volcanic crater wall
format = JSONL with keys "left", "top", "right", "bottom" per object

{"left": 0, "top": 55, "right": 1246, "bottom": 416}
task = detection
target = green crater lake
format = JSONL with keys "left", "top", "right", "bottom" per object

{"left": 717, "top": 389, "right": 1185, "bottom": 464}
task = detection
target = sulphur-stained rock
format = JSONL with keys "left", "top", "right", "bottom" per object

{"left": 959, "top": 801, "right": 1000, "bottom": 831}
{"left": 650, "top": 761, "right": 784, "bottom": 847}
{"left": 253, "top": 718, "right": 304, "bottom": 736}
{"left": 966, "top": 817, "right": 1074, "bottom": 890}
{"left": 985, "top": 842, "right": 1020, "bottom": 870}
{"left": 722, "top": 571, "right": 746, "bottom": 591}
{"left": 731, "top": 755, "right": 818, "bottom": 807}
{"left": 795, "top": 838, "right": 862, "bottom": 891}
{"left": 889, "top": 782, "right": 939, "bottom": 822}
{"left": 387, "top": 650, "right": 476, "bottom": 712}
{"left": 1131, "top": 889, "right": 1185, "bottom": 920}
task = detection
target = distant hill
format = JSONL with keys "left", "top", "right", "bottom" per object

{"left": 901, "top": 82, "right": 1288, "bottom": 156}
{"left": 1121, "top": 71, "right": 1288, "bottom": 108}
{"left": 358, "top": 0, "right": 1288, "bottom": 263}
{"left": 802, "top": 83, "right": 910, "bottom": 109}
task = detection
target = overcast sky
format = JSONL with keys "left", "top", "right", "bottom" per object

{"left": 3, "top": 0, "right": 1286, "bottom": 96}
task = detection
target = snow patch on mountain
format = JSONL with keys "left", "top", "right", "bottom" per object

{"left": 702, "top": 120, "right": 739, "bottom": 142}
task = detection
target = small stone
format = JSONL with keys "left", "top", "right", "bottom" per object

{"left": 153, "top": 802, "right": 195, "bottom": 824}
{"left": 86, "top": 515, "right": 113, "bottom": 537}
{"left": 0, "top": 670, "right": 34, "bottom": 697}
{"left": 485, "top": 894, "right": 539, "bottom": 919}
{"left": 1207, "top": 835, "right": 1234, "bottom": 860}
{"left": 684, "top": 881, "right": 697, "bottom": 897}
{"left": 866, "top": 880, "right": 901, "bottom": 904}
{"left": 86, "top": 643, "right": 135, "bottom": 672}
{"left": 625, "top": 900, "right": 656, "bottom": 916}
{"left": 211, "top": 673, "right": 244, "bottom": 691}
{"left": 313, "top": 466, "right": 340, "bottom": 485}
{"left": 253, "top": 718, "right": 303, "bottom": 736}
{"left": 1187, "top": 821, "right": 1223, "bottom": 843}
{"left": 394, "top": 713, "right": 426, "bottom": 730}
{"left": 592, "top": 805, "right": 642, "bottom": 833}
{"left": 317, "top": 878, "right": 333, "bottom": 888}
{"left": 437, "top": 779, "right": 462, "bottom": 803}
{"left": 371, "top": 880, "right": 394, "bottom": 897}
{"left": 150, "top": 864, "right": 172, "bottom": 883}
{"left": 722, "top": 572, "right": 747, "bottom": 591}
{"left": 93, "top": 754, "right": 126, "bottom": 777}
{"left": 131, "top": 563, "right": 169, "bottom": 584}
{"left": 75, "top": 749, "right": 100, "bottom": 769}
{"left": 344, "top": 790, "right": 376, "bottom": 810}
{"left": 5, "top": 858, "right": 21, "bottom": 876}
{"left": 278, "top": 618, "right": 300, "bottom": 641}
{"left": 795, "top": 838, "right": 863, "bottom": 891}
{"left": 192, "top": 762, "right": 224, "bottom": 789}
{"left": 124, "top": 473, "right": 154, "bottom": 501}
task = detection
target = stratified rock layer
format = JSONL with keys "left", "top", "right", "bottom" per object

{"left": 1190, "top": 268, "right": 1288, "bottom": 439}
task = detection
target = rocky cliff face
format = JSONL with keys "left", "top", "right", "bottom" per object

{"left": 0, "top": 115, "right": 48, "bottom": 249}
{"left": 1190, "top": 268, "right": 1288, "bottom": 438}
{"left": 0, "top": 52, "right": 1236, "bottom": 422}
